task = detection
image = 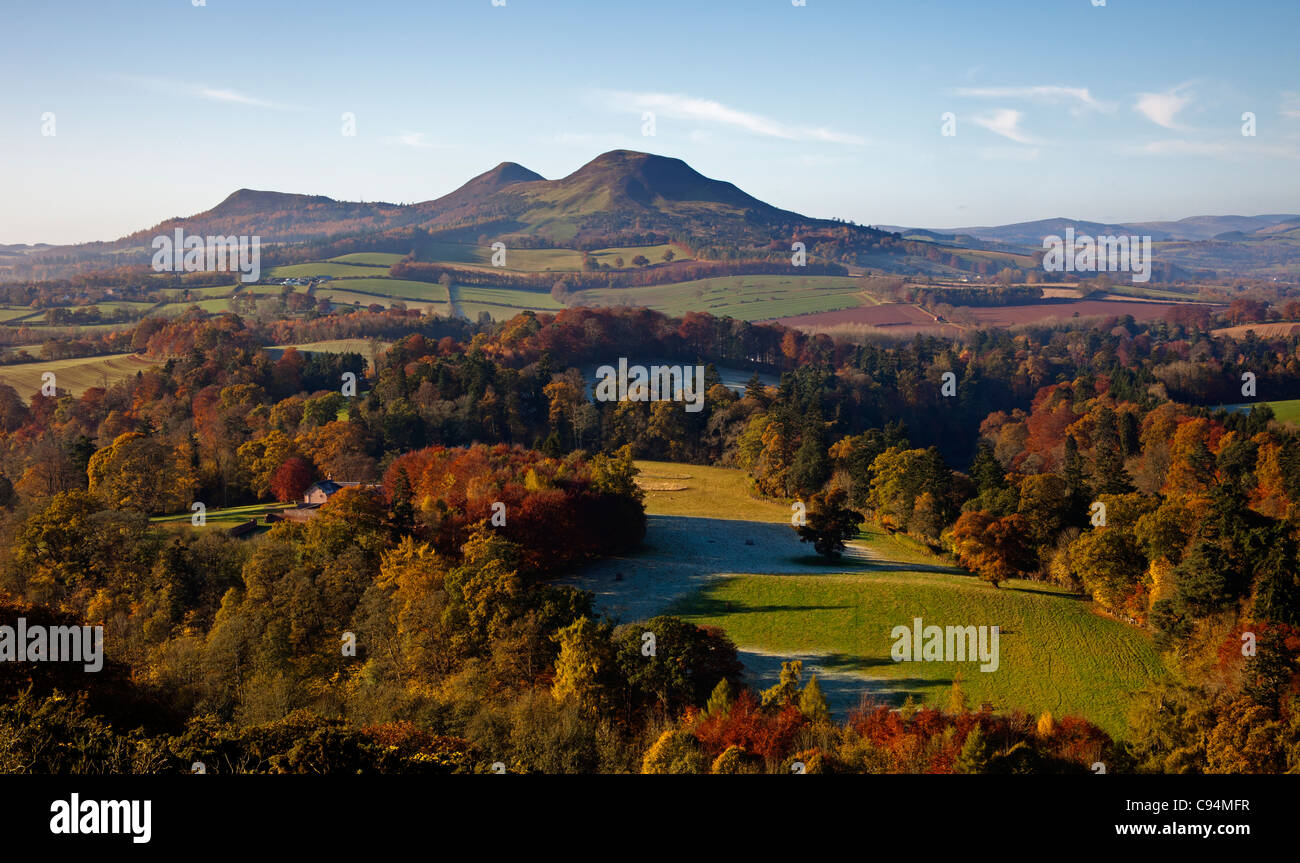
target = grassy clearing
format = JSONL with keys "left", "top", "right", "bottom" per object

{"left": 1266, "top": 398, "right": 1300, "bottom": 425}
{"left": 268, "top": 339, "right": 390, "bottom": 358}
{"left": 634, "top": 460, "right": 790, "bottom": 522}
{"left": 630, "top": 459, "right": 1167, "bottom": 738}
{"left": 153, "top": 501, "right": 292, "bottom": 528}
{"left": 0, "top": 353, "right": 161, "bottom": 397}
{"left": 670, "top": 565, "right": 1165, "bottom": 738}
{"left": 576, "top": 275, "right": 863, "bottom": 320}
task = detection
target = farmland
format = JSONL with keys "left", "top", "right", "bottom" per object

{"left": 0, "top": 352, "right": 161, "bottom": 397}
{"left": 576, "top": 274, "right": 864, "bottom": 320}
{"left": 776, "top": 297, "right": 1218, "bottom": 335}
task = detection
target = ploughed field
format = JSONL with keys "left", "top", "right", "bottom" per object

{"left": 562, "top": 460, "right": 1168, "bottom": 738}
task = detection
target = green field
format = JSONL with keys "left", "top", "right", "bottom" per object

{"left": 635, "top": 460, "right": 790, "bottom": 522}
{"left": 419, "top": 242, "right": 584, "bottom": 272}
{"left": 589, "top": 244, "right": 690, "bottom": 267}
{"left": 0, "top": 352, "right": 161, "bottom": 396}
{"left": 1266, "top": 399, "right": 1300, "bottom": 425}
{"left": 153, "top": 501, "right": 292, "bottom": 530}
{"left": 328, "top": 252, "right": 405, "bottom": 267}
{"left": 575, "top": 275, "right": 864, "bottom": 320}
{"left": 269, "top": 262, "right": 391, "bottom": 279}
{"left": 632, "top": 460, "right": 1167, "bottom": 738}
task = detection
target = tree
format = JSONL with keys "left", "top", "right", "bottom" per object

{"left": 86, "top": 431, "right": 194, "bottom": 514}
{"left": 951, "top": 510, "right": 1036, "bottom": 587}
{"left": 955, "top": 724, "right": 992, "bottom": 774}
{"left": 1092, "top": 407, "right": 1133, "bottom": 494}
{"left": 795, "top": 487, "right": 864, "bottom": 559}
{"left": 641, "top": 729, "right": 707, "bottom": 774}
{"left": 631, "top": 255, "right": 650, "bottom": 268}
{"left": 662, "top": 249, "right": 675, "bottom": 263}
{"left": 270, "top": 456, "right": 315, "bottom": 503}
{"left": 798, "top": 674, "right": 829, "bottom": 723}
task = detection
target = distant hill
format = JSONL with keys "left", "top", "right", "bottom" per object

{"left": 3, "top": 150, "right": 893, "bottom": 280}
{"left": 417, "top": 150, "right": 815, "bottom": 244}
{"left": 7, "top": 154, "right": 1299, "bottom": 282}
{"left": 887, "top": 214, "right": 1300, "bottom": 246}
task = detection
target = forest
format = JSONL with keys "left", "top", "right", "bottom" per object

{"left": 1, "top": 303, "right": 1299, "bottom": 772}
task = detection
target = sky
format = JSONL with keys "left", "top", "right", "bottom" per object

{"left": 2, "top": 0, "right": 1298, "bottom": 245}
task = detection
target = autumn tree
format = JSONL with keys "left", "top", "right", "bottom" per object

{"left": 86, "top": 431, "right": 194, "bottom": 514}
{"left": 270, "top": 456, "right": 315, "bottom": 503}
{"left": 795, "top": 487, "right": 864, "bottom": 559}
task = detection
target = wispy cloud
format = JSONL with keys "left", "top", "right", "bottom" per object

{"left": 594, "top": 90, "right": 867, "bottom": 145}
{"left": 955, "top": 85, "right": 1111, "bottom": 113}
{"left": 1135, "top": 84, "right": 1195, "bottom": 130}
{"left": 972, "top": 109, "right": 1037, "bottom": 144}
{"left": 119, "top": 75, "right": 303, "bottom": 111}
{"left": 1136, "top": 138, "right": 1300, "bottom": 159}
{"left": 384, "top": 131, "right": 439, "bottom": 149}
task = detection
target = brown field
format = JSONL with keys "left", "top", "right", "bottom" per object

{"left": 966, "top": 298, "right": 1196, "bottom": 327}
{"left": 771, "top": 303, "right": 957, "bottom": 335}
{"left": 1212, "top": 321, "right": 1300, "bottom": 339}
{"left": 777, "top": 298, "right": 1214, "bottom": 335}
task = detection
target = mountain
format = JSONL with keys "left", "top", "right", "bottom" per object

{"left": 2, "top": 151, "right": 876, "bottom": 281}
{"left": 416, "top": 150, "right": 810, "bottom": 243}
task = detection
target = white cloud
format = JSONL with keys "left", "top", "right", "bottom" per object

{"left": 955, "top": 85, "right": 1111, "bottom": 113}
{"left": 384, "top": 131, "right": 439, "bottom": 149}
{"left": 197, "top": 88, "right": 281, "bottom": 108}
{"left": 1135, "top": 84, "right": 1195, "bottom": 129}
{"left": 1137, "top": 138, "right": 1300, "bottom": 159}
{"left": 594, "top": 90, "right": 867, "bottom": 145}
{"left": 972, "top": 109, "right": 1037, "bottom": 144}
{"left": 119, "top": 76, "right": 302, "bottom": 110}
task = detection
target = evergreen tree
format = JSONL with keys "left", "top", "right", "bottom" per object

{"left": 1092, "top": 408, "right": 1133, "bottom": 494}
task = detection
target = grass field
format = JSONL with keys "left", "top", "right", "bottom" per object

{"left": 1265, "top": 398, "right": 1300, "bottom": 425}
{"left": 328, "top": 252, "right": 405, "bottom": 267}
{"left": 621, "top": 460, "right": 1168, "bottom": 738}
{"left": 269, "top": 262, "right": 391, "bottom": 279}
{"left": 268, "top": 339, "right": 390, "bottom": 358}
{"left": 153, "top": 501, "right": 292, "bottom": 530}
{"left": 634, "top": 460, "right": 790, "bottom": 522}
{"left": 576, "top": 275, "right": 864, "bottom": 320}
{"left": 0, "top": 352, "right": 161, "bottom": 396}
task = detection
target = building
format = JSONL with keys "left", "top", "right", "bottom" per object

{"left": 302, "top": 480, "right": 363, "bottom": 505}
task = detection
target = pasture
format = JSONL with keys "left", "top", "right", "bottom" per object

{"left": 0, "top": 352, "right": 161, "bottom": 397}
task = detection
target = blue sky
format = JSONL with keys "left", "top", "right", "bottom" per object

{"left": 2, "top": 0, "right": 1298, "bottom": 244}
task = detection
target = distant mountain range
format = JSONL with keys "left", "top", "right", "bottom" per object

{"left": 5, "top": 151, "right": 1299, "bottom": 282}
{"left": 880, "top": 214, "right": 1300, "bottom": 246}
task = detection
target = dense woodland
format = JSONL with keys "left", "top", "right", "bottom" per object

{"left": 2, "top": 303, "right": 1300, "bottom": 772}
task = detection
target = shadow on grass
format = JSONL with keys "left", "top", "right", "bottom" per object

{"left": 738, "top": 649, "right": 953, "bottom": 716}
{"left": 667, "top": 595, "right": 851, "bottom": 617}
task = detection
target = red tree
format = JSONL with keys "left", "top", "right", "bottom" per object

{"left": 271, "top": 456, "right": 315, "bottom": 502}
